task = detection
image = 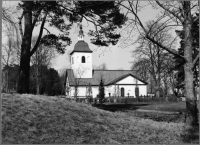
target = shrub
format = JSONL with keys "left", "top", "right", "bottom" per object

{"left": 135, "top": 87, "right": 139, "bottom": 98}
{"left": 98, "top": 78, "right": 105, "bottom": 104}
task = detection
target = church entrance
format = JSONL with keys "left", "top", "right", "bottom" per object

{"left": 121, "top": 87, "right": 124, "bottom": 97}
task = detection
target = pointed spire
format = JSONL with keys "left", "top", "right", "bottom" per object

{"left": 78, "top": 24, "right": 84, "bottom": 41}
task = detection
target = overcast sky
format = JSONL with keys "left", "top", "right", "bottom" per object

{"left": 3, "top": 1, "right": 181, "bottom": 71}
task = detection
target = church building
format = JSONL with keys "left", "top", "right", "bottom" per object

{"left": 65, "top": 25, "right": 148, "bottom": 98}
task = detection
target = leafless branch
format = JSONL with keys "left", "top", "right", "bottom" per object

{"left": 155, "top": 1, "right": 184, "bottom": 23}
{"left": 44, "top": 27, "right": 50, "bottom": 34}
{"left": 192, "top": 54, "right": 199, "bottom": 69}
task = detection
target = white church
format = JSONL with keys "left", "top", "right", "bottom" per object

{"left": 65, "top": 26, "right": 148, "bottom": 98}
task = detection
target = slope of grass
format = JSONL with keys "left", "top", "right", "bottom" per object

{"left": 1, "top": 93, "right": 199, "bottom": 144}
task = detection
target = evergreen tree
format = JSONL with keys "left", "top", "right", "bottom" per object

{"left": 29, "top": 64, "right": 49, "bottom": 94}
{"left": 98, "top": 78, "right": 105, "bottom": 105}
{"left": 16, "top": 1, "right": 127, "bottom": 93}
{"left": 174, "top": 13, "right": 199, "bottom": 93}
{"left": 29, "top": 66, "right": 62, "bottom": 96}
{"left": 135, "top": 87, "right": 139, "bottom": 98}
{"left": 2, "top": 65, "right": 19, "bottom": 93}
{"left": 45, "top": 68, "right": 62, "bottom": 96}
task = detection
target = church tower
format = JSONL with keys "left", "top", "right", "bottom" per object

{"left": 70, "top": 25, "right": 93, "bottom": 78}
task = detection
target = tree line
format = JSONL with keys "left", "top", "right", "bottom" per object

{"left": 2, "top": 64, "right": 65, "bottom": 96}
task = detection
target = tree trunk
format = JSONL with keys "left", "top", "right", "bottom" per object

{"left": 157, "top": 46, "right": 161, "bottom": 97}
{"left": 36, "top": 66, "right": 40, "bottom": 95}
{"left": 155, "top": 86, "right": 160, "bottom": 98}
{"left": 17, "top": 2, "right": 33, "bottom": 94}
{"left": 183, "top": 1, "right": 198, "bottom": 126}
{"left": 155, "top": 79, "right": 160, "bottom": 98}
{"left": 36, "top": 50, "right": 40, "bottom": 95}
{"left": 6, "top": 71, "right": 9, "bottom": 93}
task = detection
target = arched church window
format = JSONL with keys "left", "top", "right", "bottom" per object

{"left": 82, "top": 56, "right": 85, "bottom": 63}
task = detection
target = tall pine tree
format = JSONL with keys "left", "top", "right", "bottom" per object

{"left": 98, "top": 78, "right": 105, "bottom": 105}
{"left": 17, "top": 1, "right": 127, "bottom": 93}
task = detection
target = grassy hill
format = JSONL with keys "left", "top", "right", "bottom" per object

{"left": 1, "top": 93, "right": 198, "bottom": 144}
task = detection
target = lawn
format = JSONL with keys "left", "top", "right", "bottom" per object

{"left": 96, "top": 101, "right": 187, "bottom": 112}
{"left": 136, "top": 101, "right": 187, "bottom": 112}
{"left": 1, "top": 93, "right": 199, "bottom": 144}
{"left": 94, "top": 101, "right": 199, "bottom": 123}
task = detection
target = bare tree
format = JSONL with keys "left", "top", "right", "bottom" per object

{"left": 132, "top": 21, "right": 174, "bottom": 98}
{"left": 2, "top": 5, "right": 21, "bottom": 92}
{"left": 2, "top": 29, "right": 15, "bottom": 67}
{"left": 131, "top": 58, "right": 150, "bottom": 82}
{"left": 72, "top": 67, "right": 87, "bottom": 100}
{"left": 117, "top": 1, "right": 199, "bottom": 126}
{"left": 2, "top": 23, "right": 19, "bottom": 93}
{"left": 2, "top": 2, "right": 21, "bottom": 65}
{"left": 2, "top": 2, "right": 22, "bottom": 93}
{"left": 2, "top": 2, "right": 19, "bottom": 33}
{"left": 93, "top": 63, "right": 108, "bottom": 70}
{"left": 160, "top": 53, "right": 176, "bottom": 96}
{"left": 85, "top": 83, "right": 92, "bottom": 103}
{"left": 113, "top": 84, "right": 120, "bottom": 98}
{"left": 2, "top": 39, "right": 14, "bottom": 93}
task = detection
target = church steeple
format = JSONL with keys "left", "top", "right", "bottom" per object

{"left": 70, "top": 23, "right": 93, "bottom": 78}
{"left": 78, "top": 24, "right": 84, "bottom": 41}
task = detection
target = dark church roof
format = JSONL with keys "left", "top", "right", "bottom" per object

{"left": 70, "top": 41, "right": 93, "bottom": 55}
{"left": 66, "top": 69, "right": 148, "bottom": 86}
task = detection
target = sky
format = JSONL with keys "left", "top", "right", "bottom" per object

{"left": 47, "top": 1, "right": 162, "bottom": 71}
{"left": 3, "top": 1, "right": 181, "bottom": 71}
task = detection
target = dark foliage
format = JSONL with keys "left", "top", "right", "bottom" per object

{"left": 17, "top": 1, "right": 127, "bottom": 51}
{"left": 73, "top": 1, "right": 126, "bottom": 46}
{"left": 135, "top": 87, "right": 139, "bottom": 98}
{"left": 98, "top": 78, "right": 105, "bottom": 104}
{"left": 59, "top": 73, "right": 67, "bottom": 95}
{"left": 40, "top": 34, "right": 70, "bottom": 54}
{"left": 174, "top": 13, "right": 199, "bottom": 90}
{"left": 46, "top": 68, "right": 62, "bottom": 96}
{"left": 29, "top": 65, "right": 62, "bottom": 96}
{"left": 2, "top": 65, "right": 19, "bottom": 92}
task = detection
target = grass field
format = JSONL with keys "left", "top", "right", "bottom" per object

{"left": 2, "top": 93, "right": 199, "bottom": 144}
{"left": 95, "top": 101, "right": 187, "bottom": 112}
{"left": 93, "top": 102, "right": 190, "bottom": 123}
{"left": 136, "top": 102, "right": 187, "bottom": 112}
{"left": 136, "top": 101, "right": 199, "bottom": 112}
